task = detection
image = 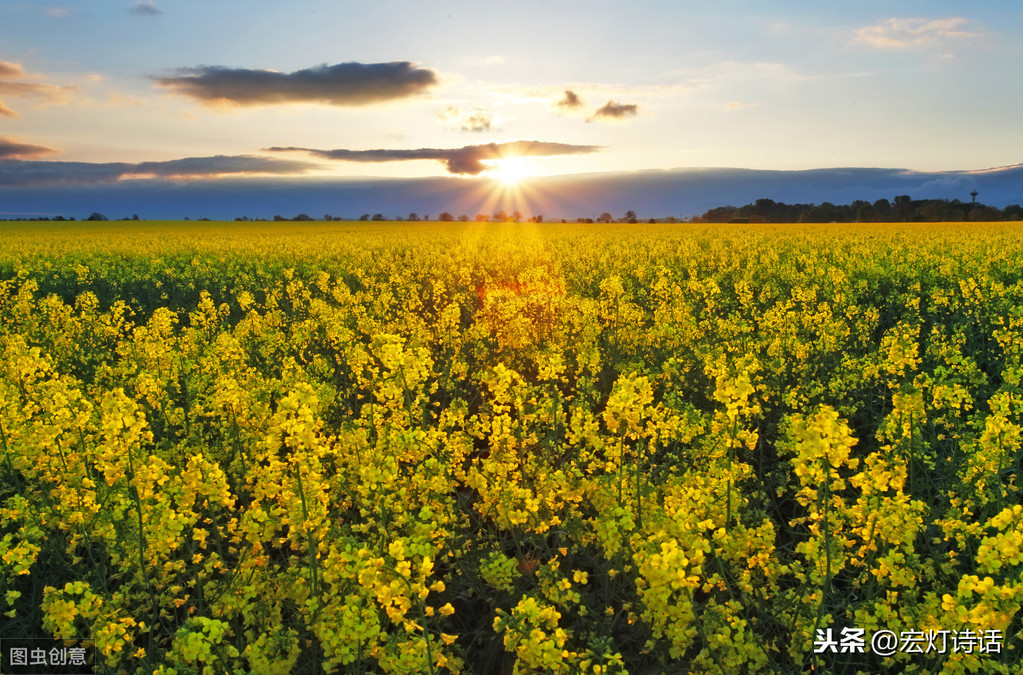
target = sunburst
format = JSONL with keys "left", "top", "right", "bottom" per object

{"left": 493, "top": 157, "right": 527, "bottom": 186}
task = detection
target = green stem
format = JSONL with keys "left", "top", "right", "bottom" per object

{"left": 292, "top": 464, "right": 318, "bottom": 601}
{"left": 125, "top": 438, "right": 156, "bottom": 658}
{"left": 0, "top": 418, "right": 20, "bottom": 485}
{"left": 292, "top": 462, "right": 320, "bottom": 674}
{"left": 635, "top": 438, "right": 646, "bottom": 532}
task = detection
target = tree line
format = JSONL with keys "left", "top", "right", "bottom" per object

{"left": 5, "top": 197, "right": 1023, "bottom": 224}
{"left": 694, "top": 196, "right": 1023, "bottom": 224}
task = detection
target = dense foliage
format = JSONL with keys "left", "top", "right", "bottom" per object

{"left": 1, "top": 220, "right": 1021, "bottom": 673}
{"left": 695, "top": 197, "right": 1023, "bottom": 224}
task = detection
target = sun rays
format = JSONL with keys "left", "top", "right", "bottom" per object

{"left": 467, "top": 158, "right": 555, "bottom": 222}
{"left": 493, "top": 157, "right": 527, "bottom": 186}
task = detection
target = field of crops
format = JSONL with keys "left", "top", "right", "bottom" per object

{"left": 1, "top": 220, "right": 1021, "bottom": 674}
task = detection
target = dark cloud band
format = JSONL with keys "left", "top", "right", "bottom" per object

{"left": 0, "top": 137, "right": 57, "bottom": 159}
{"left": 0, "top": 155, "right": 316, "bottom": 187}
{"left": 153, "top": 61, "right": 438, "bottom": 107}
{"left": 267, "top": 140, "right": 602, "bottom": 175}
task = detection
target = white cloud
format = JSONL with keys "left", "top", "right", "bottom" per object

{"left": 435, "top": 105, "right": 502, "bottom": 132}
{"left": 854, "top": 17, "right": 980, "bottom": 49}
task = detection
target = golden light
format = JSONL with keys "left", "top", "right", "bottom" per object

{"left": 493, "top": 157, "right": 527, "bottom": 185}
{"left": 448, "top": 154, "right": 560, "bottom": 224}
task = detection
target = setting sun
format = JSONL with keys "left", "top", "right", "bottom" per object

{"left": 494, "top": 157, "right": 527, "bottom": 185}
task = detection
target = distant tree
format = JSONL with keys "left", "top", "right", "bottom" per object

{"left": 457, "top": 214, "right": 469, "bottom": 222}
{"left": 969, "top": 205, "right": 999, "bottom": 222}
{"left": 493, "top": 210, "right": 508, "bottom": 222}
{"left": 597, "top": 212, "right": 613, "bottom": 223}
{"left": 324, "top": 214, "right": 333, "bottom": 221}
{"left": 294, "top": 213, "right": 312, "bottom": 221}
{"left": 408, "top": 212, "right": 420, "bottom": 221}
{"left": 856, "top": 203, "right": 875, "bottom": 222}
{"left": 512, "top": 210, "right": 522, "bottom": 222}
{"left": 699, "top": 206, "right": 738, "bottom": 223}
{"left": 624, "top": 210, "right": 638, "bottom": 223}
{"left": 86, "top": 212, "right": 108, "bottom": 221}
{"left": 132, "top": 213, "right": 140, "bottom": 221}
{"left": 273, "top": 215, "right": 285, "bottom": 221}
{"left": 892, "top": 195, "right": 913, "bottom": 221}
{"left": 438, "top": 212, "right": 454, "bottom": 222}
{"left": 476, "top": 213, "right": 490, "bottom": 222}
{"left": 798, "top": 202, "right": 843, "bottom": 223}
{"left": 371, "top": 213, "right": 384, "bottom": 221}
{"left": 535, "top": 214, "right": 543, "bottom": 223}
{"left": 754, "top": 198, "right": 776, "bottom": 219}
{"left": 359, "top": 213, "right": 370, "bottom": 221}
{"left": 423, "top": 215, "right": 430, "bottom": 221}
{"left": 54, "top": 215, "right": 66, "bottom": 221}
{"left": 1004, "top": 204, "right": 1023, "bottom": 221}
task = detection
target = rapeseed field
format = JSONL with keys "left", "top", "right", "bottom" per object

{"left": 0, "top": 220, "right": 1020, "bottom": 673}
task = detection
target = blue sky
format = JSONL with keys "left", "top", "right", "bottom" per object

{"left": 1, "top": 1, "right": 1021, "bottom": 216}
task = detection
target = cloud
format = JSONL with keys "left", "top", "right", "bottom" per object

{"left": 0, "top": 137, "right": 57, "bottom": 160}
{"left": 724, "top": 100, "right": 759, "bottom": 112}
{"left": 0, "top": 155, "right": 317, "bottom": 187}
{"left": 436, "top": 105, "right": 499, "bottom": 132}
{"left": 589, "top": 100, "right": 639, "bottom": 122}
{"left": 0, "top": 60, "right": 78, "bottom": 117}
{"left": 45, "top": 7, "right": 78, "bottom": 19}
{"left": 0, "top": 62, "right": 25, "bottom": 78}
{"left": 267, "top": 140, "right": 602, "bottom": 175}
{"left": 129, "top": 155, "right": 314, "bottom": 178}
{"left": 130, "top": 1, "right": 161, "bottom": 16}
{"left": 435, "top": 105, "right": 460, "bottom": 123}
{"left": 459, "top": 110, "right": 494, "bottom": 133}
{"left": 5, "top": 164, "right": 1023, "bottom": 221}
{"left": 106, "top": 90, "right": 147, "bottom": 107}
{"left": 555, "top": 89, "right": 585, "bottom": 111}
{"left": 854, "top": 17, "right": 980, "bottom": 49}
{"left": 153, "top": 61, "right": 438, "bottom": 107}
{"left": 0, "top": 81, "right": 75, "bottom": 98}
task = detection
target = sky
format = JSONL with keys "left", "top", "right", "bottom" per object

{"left": 1, "top": 0, "right": 1022, "bottom": 218}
